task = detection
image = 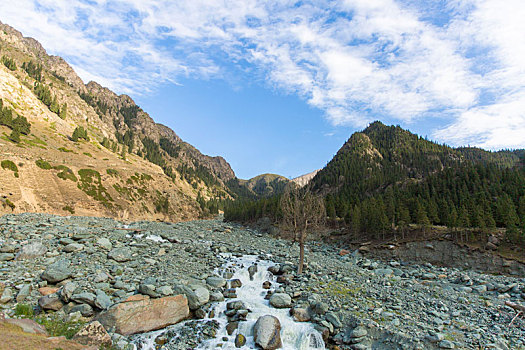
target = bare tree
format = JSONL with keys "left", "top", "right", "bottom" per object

{"left": 280, "top": 185, "right": 326, "bottom": 274}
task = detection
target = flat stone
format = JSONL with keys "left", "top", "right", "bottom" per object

{"left": 72, "top": 321, "right": 112, "bottom": 347}
{"left": 269, "top": 293, "right": 291, "bottom": 308}
{"left": 16, "top": 242, "right": 47, "bottom": 259}
{"left": 41, "top": 259, "right": 72, "bottom": 283}
{"left": 96, "top": 295, "right": 189, "bottom": 335}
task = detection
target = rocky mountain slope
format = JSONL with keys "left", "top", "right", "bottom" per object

{"left": 292, "top": 169, "right": 320, "bottom": 187}
{"left": 0, "top": 21, "right": 239, "bottom": 221}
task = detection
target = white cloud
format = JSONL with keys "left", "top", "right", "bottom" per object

{"left": 0, "top": 0, "right": 524, "bottom": 149}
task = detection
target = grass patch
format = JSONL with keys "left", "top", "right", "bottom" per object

{"left": 58, "top": 147, "right": 73, "bottom": 153}
{"left": 62, "top": 205, "right": 75, "bottom": 214}
{"left": 54, "top": 165, "right": 77, "bottom": 182}
{"left": 77, "top": 169, "right": 113, "bottom": 208}
{"left": 1, "top": 160, "right": 19, "bottom": 177}
{"left": 83, "top": 152, "right": 92, "bottom": 158}
{"left": 34, "top": 314, "right": 85, "bottom": 339}
{"left": 4, "top": 199, "right": 15, "bottom": 210}
{"left": 35, "top": 159, "right": 52, "bottom": 170}
{"left": 113, "top": 183, "right": 135, "bottom": 201}
{"left": 14, "top": 304, "right": 34, "bottom": 318}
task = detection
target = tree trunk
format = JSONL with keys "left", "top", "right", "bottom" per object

{"left": 298, "top": 239, "right": 305, "bottom": 274}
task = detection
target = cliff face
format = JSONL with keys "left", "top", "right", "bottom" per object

{"left": 0, "top": 21, "right": 235, "bottom": 220}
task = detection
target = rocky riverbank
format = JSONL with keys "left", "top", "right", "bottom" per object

{"left": 0, "top": 213, "right": 524, "bottom": 349}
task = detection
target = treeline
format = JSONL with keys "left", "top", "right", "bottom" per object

{"left": 0, "top": 98, "right": 31, "bottom": 143}
{"left": 22, "top": 61, "right": 42, "bottom": 81}
{"left": 224, "top": 162, "right": 525, "bottom": 244}
{"left": 2, "top": 55, "right": 16, "bottom": 71}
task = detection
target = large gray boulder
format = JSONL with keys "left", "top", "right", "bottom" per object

{"left": 253, "top": 315, "right": 282, "bottom": 350}
{"left": 38, "top": 293, "right": 64, "bottom": 310}
{"left": 16, "top": 241, "right": 47, "bottom": 260}
{"left": 41, "top": 259, "right": 72, "bottom": 283}
{"left": 173, "top": 284, "right": 209, "bottom": 310}
{"left": 269, "top": 293, "right": 292, "bottom": 308}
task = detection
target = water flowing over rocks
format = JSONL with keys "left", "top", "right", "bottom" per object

{"left": 0, "top": 213, "right": 523, "bottom": 349}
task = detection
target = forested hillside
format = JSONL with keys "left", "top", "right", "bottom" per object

{"left": 225, "top": 122, "right": 525, "bottom": 244}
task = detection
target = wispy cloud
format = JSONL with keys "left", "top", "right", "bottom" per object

{"left": 1, "top": 0, "right": 524, "bottom": 149}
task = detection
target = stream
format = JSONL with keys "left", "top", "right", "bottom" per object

{"left": 132, "top": 255, "right": 325, "bottom": 349}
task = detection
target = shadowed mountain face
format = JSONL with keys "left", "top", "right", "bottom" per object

{"left": 0, "top": 21, "right": 238, "bottom": 220}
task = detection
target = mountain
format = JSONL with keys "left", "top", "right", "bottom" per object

{"left": 225, "top": 121, "right": 525, "bottom": 244}
{"left": 0, "top": 21, "right": 235, "bottom": 220}
{"left": 292, "top": 170, "right": 320, "bottom": 187}
{"left": 226, "top": 173, "right": 290, "bottom": 200}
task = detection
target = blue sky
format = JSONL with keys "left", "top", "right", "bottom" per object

{"left": 1, "top": 0, "right": 525, "bottom": 179}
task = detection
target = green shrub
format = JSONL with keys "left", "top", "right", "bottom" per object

{"left": 83, "top": 152, "right": 92, "bottom": 158}
{"left": 14, "top": 304, "right": 34, "bottom": 318}
{"left": 62, "top": 205, "right": 75, "bottom": 214}
{"left": 35, "top": 314, "right": 85, "bottom": 339}
{"left": 78, "top": 169, "right": 113, "bottom": 207}
{"left": 1, "top": 159, "right": 18, "bottom": 173}
{"left": 58, "top": 147, "right": 73, "bottom": 153}
{"left": 55, "top": 165, "right": 77, "bottom": 182}
{"left": 35, "top": 159, "right": 52, "bottom": 170}
{"left": 5, "top": 199, "right": 15, "bottom": 210}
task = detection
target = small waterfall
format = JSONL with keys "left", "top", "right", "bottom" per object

{"left": 197, "top": 255, "right": 325, "bottom": 350}
{"left": 133, "top": 255, "right": 325, "bottom": 350}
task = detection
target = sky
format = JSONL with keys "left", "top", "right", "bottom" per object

{"left": 1, "top": 0, "right": 524, "bottom": 179}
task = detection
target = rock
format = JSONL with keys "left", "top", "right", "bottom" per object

{"left": 0, "top": 253, "right": 15, "bottom": 261}
{"left": 72, "top": 321, "right": 112, "bottom": 347}
{"left": 63, "top": 243, "right": 84, "bottom": 253}
{"left": 16, "top": 241, "right": 47, "bottom": 259}
{"left": 226, "top": 321, "right": 239, "bottom": 335}
{"left": 108, "top": 247, "right": 132, "bottom": 262}
{"left": 71, "top": 292, "right": 96, "bottom": 306}
{"left": 290, "top": 307, "right": 311, "bottom": 322}
{"left": 61, "top": 282, "right": 77, "bottom": 302}
{"left": 138, "top": 284, "right": 159, "bottom": 298}
{"left": 206, "top": 276, "right": 226, "bottom": 288}
{"left": 0, "top": 288, "right": 13, "bottom": 304}
{"left": 486, "top": 242, "right": 498, "bottom": 250}
{"left": 16, "top": 284, "right": 32, "bottom": 303}
{"left": 41, "top": 259, "right": 72, "bottom": 283}
{"left": 439, "top": 340, "right": 455, "bottom": 349}
{"left": 235, "top": 333, "right": 246, "bottom": 347}
{"left": 157, "top": 286, "right": 173, "bottom": 296}
{"left": 230, "top": 279, "right": 242, "bottom": 288}
{"left": 95, "top": 290, "right": 112, "bottom": 310}
{"left": 270, "top": 293, "right": 292, "bottom": 308}
{"left": 38, "top": 286, "right": 59, "bottom": 296}
{"left": 173, "top": 285, "right": 210, "bottom": 310}
{"left": 96, "top": 294, "right": 189, "bottom": 335}
{"left": 71, "top": 303, "right": 94, "bottom": 317}
{"left": 96, "top": 238, "right": 112, "bottom": 250}
{"left": 262, "top": 281, "right": 272, "bottom": 289}
{"left": 210, "top": 291, "right": 224, "bottom": 302}
{"left": 326, "top": 312, "right": 342, "bottom": 328}
{"left": 38, "top": 293, "right": 64, "bottom": 310}
{"left": 253, "top": 315, "right": 282, "bottom": 350}
{"left": 350, "top": 326, "right": 367, "bottom": 339}
{"left": 227, "top": 301, "right": 246, "bottom": 310}
{"left": 4, "top": 317, "right": 48, "bottom": 335}
{"left": 308, "top": 302, "right": 328, "bottom": 316}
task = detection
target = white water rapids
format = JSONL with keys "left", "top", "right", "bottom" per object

{"left": 133, "top": 255, "right": 325, "bottom": 349}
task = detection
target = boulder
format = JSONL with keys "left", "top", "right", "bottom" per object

{"left": 38, "top": 286, "right": 59, "bottom": 296}
{"left": 63, "top": 243, "right": 84, "bottom": 253}
{"left": 107, "top": 247, "right": 132, "bottom": 262}
{"left": 96, "top": 294, "right": 189, "bottom": 335}
{"left": 41, "top": 259, "right": 72, "bottom": 283}
{"left": 38, "top": 293, "right": 64, "bottom": 311}
{"left": 94, "top": 290, "right": 112, "bottom": 310}
{"left": 61, "top": 282, "right": 77, "bottom": 302}
{"left": 235, "top": 334, "right": 246, "bottom": 347}
{"left": 173, "top": 285, "right": 209, "bottom": 310}
{"left": 16, "top": 284, "right": 32, "bottom": 303}
{"left": 206, "top": 276, "right": 226, "bottom": 288}
{"left": 0, "top": 253, "right": 15, "bottom": 261}
{"left": 5, "top": 317, "right": 48, "bottom": 335}
{"left": 72, "top": 321, "right": 112, "bottom": 347}
{"left": 16, "top": 241, "right": 47, "bottom": 260}
{"left": 269, "top": 293, "right": 292, "bottom": 308}
{"left": 71, "top": 292, "right": 96, "bottom": 306}
{"left": 96, "top": 238, "right": 112, "bottom": 250}
{"left": 0, "top": 288, "right": 13, "bottom": 304}
{"left": 290, "top": 307, "right": 310, "bottom": 322}
{"left": 253, "top": 315, "right": 282, "bottom": 350}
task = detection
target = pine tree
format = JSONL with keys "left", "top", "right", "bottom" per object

{"left": 59, "top": 103, "right": 67, "bottom": 119}
{"left": 50, "top": 95, "right": 59, "bottom": 114}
